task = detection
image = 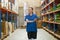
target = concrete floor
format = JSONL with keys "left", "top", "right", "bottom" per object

{"left": 4, "top": 29, "right": 58, "bottom": 40}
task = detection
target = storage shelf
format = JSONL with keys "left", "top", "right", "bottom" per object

{"left": 40, "top": 0, "right": 60, "bottom": 39}
{"left": 41, "top": 9, "right": 60, "bottom": 16}
{"left": 0, "top": 7, "right": 18, "bottom": 15}
{"left": 0, "top": 0, "right": 18, "bottom": 39}
{"left": 40, "top": 0, "right": 54, "bottom": 11}
{"left": 42, "top": 20, "right": 60, "bottom": 24}
{"left": 43, "top": 27, "right": 60, "bottom": 39}
{"left": 40, "top": 0, "right": 45, "bottom": 7}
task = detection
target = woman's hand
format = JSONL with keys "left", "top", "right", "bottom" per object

{"left": 26, "top": 19, "right": 34, "bottom": 23}
{"left": 26, "top": 19, "right": 30, "bottom": 23}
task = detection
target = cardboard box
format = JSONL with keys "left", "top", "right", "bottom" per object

{"left": 12, "top": 23, "right": 14, "bottom": 32}
{"left": 2, "top": 21, "right": 9, "bottom": 35}
{"left": 5, "top": 21, "right": 9, "bottom": 35}
{"left": 43, "top": 16, "right": 48, "bottom": 21}
{"left": 8, "top": 22, "right": 13, "bottom": 33}
{"left": 37, "top": 20, "right": 42, "bottom": 28}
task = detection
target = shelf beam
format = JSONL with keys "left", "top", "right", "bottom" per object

{"left": 42, "top": 20, "right": 60, "bottom": 24}
{"left": 43, "top": 27, "right": 60, "bottom": 39}
{"left": 40, "top": 0, "right": 54, "bottom": 11}
{"left": 41, "top": 9, "right": 60, "bottom": 16}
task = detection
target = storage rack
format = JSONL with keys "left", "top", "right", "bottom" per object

{"left": 40, "top": 0, "right": 60, "bottom": 39}
{"left": 0, "top": 0, "right": 18, "bottom": 40}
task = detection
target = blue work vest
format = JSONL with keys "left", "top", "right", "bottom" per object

{"left": 25, "top": 13, "right": 38, "bottom": 32}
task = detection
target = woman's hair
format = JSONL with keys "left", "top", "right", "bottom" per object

{"left": 29, "top": 7, "right": 33, "bottom": 10}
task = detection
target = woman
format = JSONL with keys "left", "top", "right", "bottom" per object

{"left": 25, "top": 7, "right": 38, "bottom": 40}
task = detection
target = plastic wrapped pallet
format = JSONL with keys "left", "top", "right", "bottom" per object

{"left": 8, "top": 2, "right": 11, "bottom": 10}
{"left": 15, "top": 5, "right": 18, "bottom": 14}
{"left": 0, "top": 0, "right": 8, "bottom": 8}
{"left": 2, "top": 21, "right": 9, "bottom": 35}
{"left": 12, "top": 4, "right": 15, "bottom": 11}
{"left": 5, "top": 0, "right": 8, "bottom": 9}
{"left": 0, "top": 0, "right": 5, "bottom": 8}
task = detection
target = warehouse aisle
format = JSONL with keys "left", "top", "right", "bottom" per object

{"left": 4, "top": 29, "right": 57, "bottom": 40}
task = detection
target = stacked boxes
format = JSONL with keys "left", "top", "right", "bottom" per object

{"left": 0, "top": 0, "right": 8, "bottom": 9}
{"left": 15, "top": 6, "right": 18, "bottom": 14}
{"left": 5, "top": 0, "right": 8, "bottom": 9}
{"left": 1, "top": 13, "right": 9, "bottom": 37}
{"left": 12, "top": 3, "right": 18, "bottom": 14}
{"left": 55, "top": 12, "right": 60, "bottom": 23}
{"left": 43, "top": 16, "right": 48, "bottom": 21}
{"left": 8, "top": 22, "right": 13, "bottom": 33}
{"left": 57, "top": 24, "right": 60, "bottom": 35}
{"left": 8, "top": 2, "right": 11, "bottom": 10}
{"left": 12, "top": 23, "right": 14, "bottom": 32}
{"left": 57, "top": 3, "right": 60, "bottom": 10}
{"left": 2, "top": 21, "right": 9, "bottom": 35}
{"left": 37, "top": 20, "right": 42, "bottom": 28}
{"left": 49, "top": 14, "right": 54, "bottom": 21}
{"left": 0, "top": 0, "right": 5, "bottom": 8}
{"left": 12, "top": 3, "right": 14, "bottom": 11}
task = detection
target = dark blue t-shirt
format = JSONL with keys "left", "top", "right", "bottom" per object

{"left": 25, "top": 13, "right": 38, "bottom": 32}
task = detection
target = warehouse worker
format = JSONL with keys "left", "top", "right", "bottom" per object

{"left": 25, "top": 7, "right": 38, "bottom": 40}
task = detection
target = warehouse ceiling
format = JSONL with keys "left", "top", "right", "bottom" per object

{"left": 18, "top": 0, "right": 42, "bottom": 7}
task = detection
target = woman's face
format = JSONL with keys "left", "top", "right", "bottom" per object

{"left": 28, "top": 8, "right": 33, "bottom": 14}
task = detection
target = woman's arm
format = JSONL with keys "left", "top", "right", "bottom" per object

{"left": 26, "top": 19, "right": 34, "bottom": 23}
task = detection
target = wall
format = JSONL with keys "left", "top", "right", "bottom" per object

{"left": 18, "top": 7, "right": 24, "bottom": 27}
{"left": 18, "top": 0, "right": 41, "bottom": 7}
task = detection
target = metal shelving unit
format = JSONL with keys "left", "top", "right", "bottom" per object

{"left": 40, "top": 0, "right": 60, "bottom": 39}
{"left": 0, "top": 0, "right": 18, "bottom": 40}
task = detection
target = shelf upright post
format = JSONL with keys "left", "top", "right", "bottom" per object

{"left": 5, "top": 11, "right": 8, "bottom": 21}
{"left": 14, "top": 14, "right": 17, "bottom": 29}
{"left": 53, "top": 1, "right": 58, "bottom": 32}
{"left": 13, "top": 14, "right": 15, "bottom": 30}
{"left": 5, "top": 11, "right": 8, "bottom": 35}
{"left": 0, "top": 9, "right": 2, "bottom": 39}
{"left": 16, "top": 15, "right": 17, "bottom": 28}
{"left": 54, "top": 13, "right": 58, "bottom": 32}
{"left": 48, "top": 5, "right": 50, "bottom": 30}
{"left": 10, "top": 13, "right": 12, "bottom": 23}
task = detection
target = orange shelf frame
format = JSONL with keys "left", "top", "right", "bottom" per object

{"left": 41, "top": 9, "right": 60, "bottom": 16}
{"left": 0, "top": 7, "right": 18, "bottom": 15}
